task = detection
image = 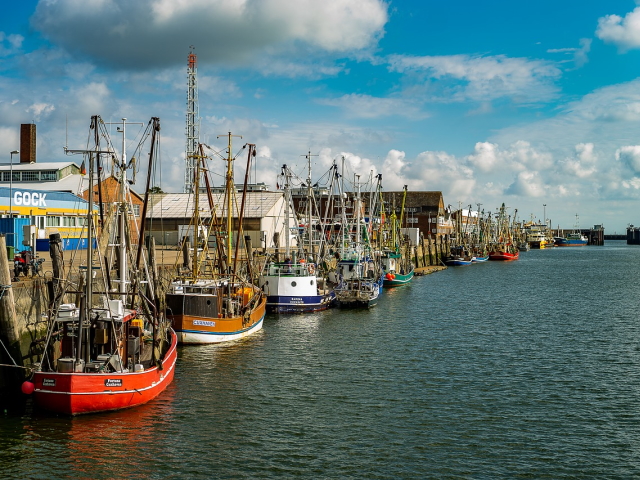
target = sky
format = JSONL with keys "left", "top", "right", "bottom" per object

{"left": 4, "top": 1, "right": 640, "bottom": 232}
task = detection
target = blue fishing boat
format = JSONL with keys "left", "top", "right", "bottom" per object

{"left": 555, "top": 232, "right": 588, "bottom": 246}
{"left": 555, "top": 214, "right": 588, "bottom": 247}
{"left": 444, "top": 246, "right": 473, "bottom": 266}
{"left": 258, "top": 163, "right": 334, "bottom": 313}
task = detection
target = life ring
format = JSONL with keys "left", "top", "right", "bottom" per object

{"left": 308, "top": 263, "right": 316, "bottom": 275}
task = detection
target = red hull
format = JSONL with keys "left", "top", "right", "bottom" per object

{"left": 32, "top": 330, "right": 178, "bottom": 415}
{"left": 488, "top": 251, "right": 519, "bottom": 261}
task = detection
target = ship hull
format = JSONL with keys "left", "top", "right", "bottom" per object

{"left": 383, "top": 269, "right": 415, "bottom": 287}
{"left": 170, "top": 296, "right": 266, "bottom": 344}
{"left": 266, "top": 293, "right": 335, "bottom": 313}
{"left": 32, "top": 330, "right": 178, "bottom": 416}
{"left": 488, "top": 251, "right": 519, "bottom": 261}
{"left": 555, "top": 239, "right": 587, "bottom": 247}
{"left": 444, "top": 257, "right": 472, "bottom": 266}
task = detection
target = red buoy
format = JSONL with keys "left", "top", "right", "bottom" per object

{"left": 21, "top": 381, "right": 35, "bottom": 395}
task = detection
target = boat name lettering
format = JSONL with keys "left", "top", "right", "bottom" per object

{"left": 42, "top": 378, "right": 55, "bottom": 387}
{"left": 289, "top": 298, "right": 303, "bottom": 304}
{"left": 193, "top": 320, "right": 216, "bottom": 327}
{"left": 13, "top": 191, "right": 47, "bottom": 207}
{"left": 105, "top": 379, "right": 122, "bottom": 387}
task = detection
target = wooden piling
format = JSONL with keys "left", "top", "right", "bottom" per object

{"left": 0, "top": 234, "right": 23, "bottom": 395}
{"left": 48, "top": 233, "right": 64, "bottom": 309}
{"left": 244, "top": 235, "right": 254, "bottom": 281}
{"left": 273, "top": 232, "right": 280, "bottom": 262}
{"left": 182, "top": 238, "right": 192, "bottom": 271}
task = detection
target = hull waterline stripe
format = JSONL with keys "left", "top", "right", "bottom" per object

{"left": 178, "top": 317, "right": 264, "bottom": 336}
{"left": 33, "top": 359, "right": 176, "bottom": 396}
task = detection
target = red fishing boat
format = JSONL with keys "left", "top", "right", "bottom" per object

{"left": 32, "top": 306, "right": 177, "bottom": 415}
{"left": 488, "top": 246, "right": 520, "bottom": 261}
{"left": 27, "top": 116, "right": 176, "bottom": 415}
{"left": 488, "top": 203, "right": 520, "bottom": 261}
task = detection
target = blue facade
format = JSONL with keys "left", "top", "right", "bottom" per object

{"left": 0, "top": 218, "right": 32, "bottom": 249}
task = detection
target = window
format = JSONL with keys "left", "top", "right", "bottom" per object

{"left": 132, "top": 204, "right": 140, "bottom": 217}
{"left": 11, "top": 172, "right": 19, "bottom": 182}
{"left": 2, "top": 172, "right": 9, "bottom": 182}
{"left": 21, "top": 172, "right": 39, "bottom": 182}
{"left": 46, "top": 216, "right": 60, "bottom": 227}
{"left": 63, "top": 216, "right": 76, "bottom": 227}
{"left": 41, "top": 171, "right": 57, "bottom": 181}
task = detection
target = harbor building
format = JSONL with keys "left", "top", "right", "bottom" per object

{"left": 145, "top": 191, "right": 293, "bottom": 252}
{"left": 0, "top": 124, "right": 96, "bottom": 251}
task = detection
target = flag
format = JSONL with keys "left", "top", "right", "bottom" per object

{"left": 80, "top": 160, "right": 86, "bottom": 175}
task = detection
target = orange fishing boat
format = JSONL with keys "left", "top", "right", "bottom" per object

{"left": 166, "top": 134, "right": 265, "bottom": 344}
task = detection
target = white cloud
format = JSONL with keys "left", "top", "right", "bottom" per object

{"left": 547, "top": 38, "right": 591, "bottom": 68}
{"left": 0, "top": 32, "right": 24, "bottom": 57}
{"left": 561, "top": 143, "right": 598, "bottom": 178}
{"left": 506, "top": 170, "right": 547, "bottom": 197}
{"left": 466, "top": 142, "right": 498, "bottom": 173}
{"left": 32, "top": 0, "right": 388, "bottom": 70}
{"left": 596, "top": 7, "right": 640, "bottom": 51}
{"left": 387, "top": 53, "right": 561, "bottom": 103}
{"left": 466, "top": 140, "right": 553, "bottom": 174}
{"left": 410, "top": 150, "right": 475, "bottom": 200}
{"left": 74, "top": 82, "right": 111, "bottom": 116}
{"left": 254, "top": 59, "right": 345, "bottom": 79}
{"left": 616, "top": 145, "right": 640, "bottom": 173}
{"left": 380, "top": 149, "right": 416, "bottom": 191}
{"left": 318, "top": 94, "right": 427, "bottom": 119}
{"left": 26, "top": 103, "right": 56, "bottom": 121}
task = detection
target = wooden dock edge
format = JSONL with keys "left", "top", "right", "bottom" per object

{"left": 414, "top": 265, "right": 447, "bottom": 275}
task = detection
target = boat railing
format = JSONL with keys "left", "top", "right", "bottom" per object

{"left": 267, "top": 262, "right": 314, "bottom": 277}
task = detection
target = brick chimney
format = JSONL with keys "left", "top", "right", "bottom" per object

{"left": 20, "top": 124, "right": 36, "bottom": 163}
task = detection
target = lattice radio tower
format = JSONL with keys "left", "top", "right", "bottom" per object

{"left": 184, "top": 46, "right": 200, "bottom": 193}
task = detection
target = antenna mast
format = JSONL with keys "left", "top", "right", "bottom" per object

{"left": 185, "top": 46, "right": 200, "bottom": 193}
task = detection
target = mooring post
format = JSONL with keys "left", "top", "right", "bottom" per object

{"left": 182, "top": 237, "right": 192, "bottom": 271}
{"left": 147, "top": 235, "right": 158, "bottom": 300}
{"left": 0, "top": 234, "right": 23, "bottom": 391}
{"left": 244, "top": 235, "right": 254, "bottom": 281}
{"left": 273, "top": 232, "right": 280, "bottom": 262}
{"left": 48, "top": 233, "right": 64, "bottom": 309}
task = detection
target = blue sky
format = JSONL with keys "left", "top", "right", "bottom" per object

{"left": 3, "top": 1, "right": 640, "bottom": 232}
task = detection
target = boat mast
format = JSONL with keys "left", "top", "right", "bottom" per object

{"left": 217, "top": 132, "right": 241, "bottom": 273}
{"left": 118, "top": 118, "right": 128, "bottom": 303}
{"left": 233, "top": 143, "right": 255, "bottom": 275}
{"left": 340, "top": 156, "right": 346, "bottom": 260}
{"left": 398, "top": 185, "right": 407, "bottom": 252}
{"left": 303, "top": 151, "right": 317, "bottom": 261}
{"left": 282, "top": 164, "right": 291, "bottom": 259}
{"left": 192, "top": 145, "right": 201, "bottom": 279}
{"left": 355, "top": 174, "right": 361, "bottom": 253}
{"left": 63, "top": 115, "right": 112, "bottom": 363}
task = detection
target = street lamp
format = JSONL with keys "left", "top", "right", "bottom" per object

{"left": 9, "top": 150, "right": 18, "bottom": 218}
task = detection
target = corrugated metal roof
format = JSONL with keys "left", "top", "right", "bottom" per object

{"left": 147, "top": 191, "right": 284, "bottom": 219}
{"left": 4, "top": 174, "right": 87, "bottom": 195}
{"left": 0, "top": 162, "right": 77, "bottom": 171}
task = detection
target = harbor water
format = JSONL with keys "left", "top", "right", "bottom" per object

{"left": 2, "top": 241, "right": 640, "bottom": 478}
